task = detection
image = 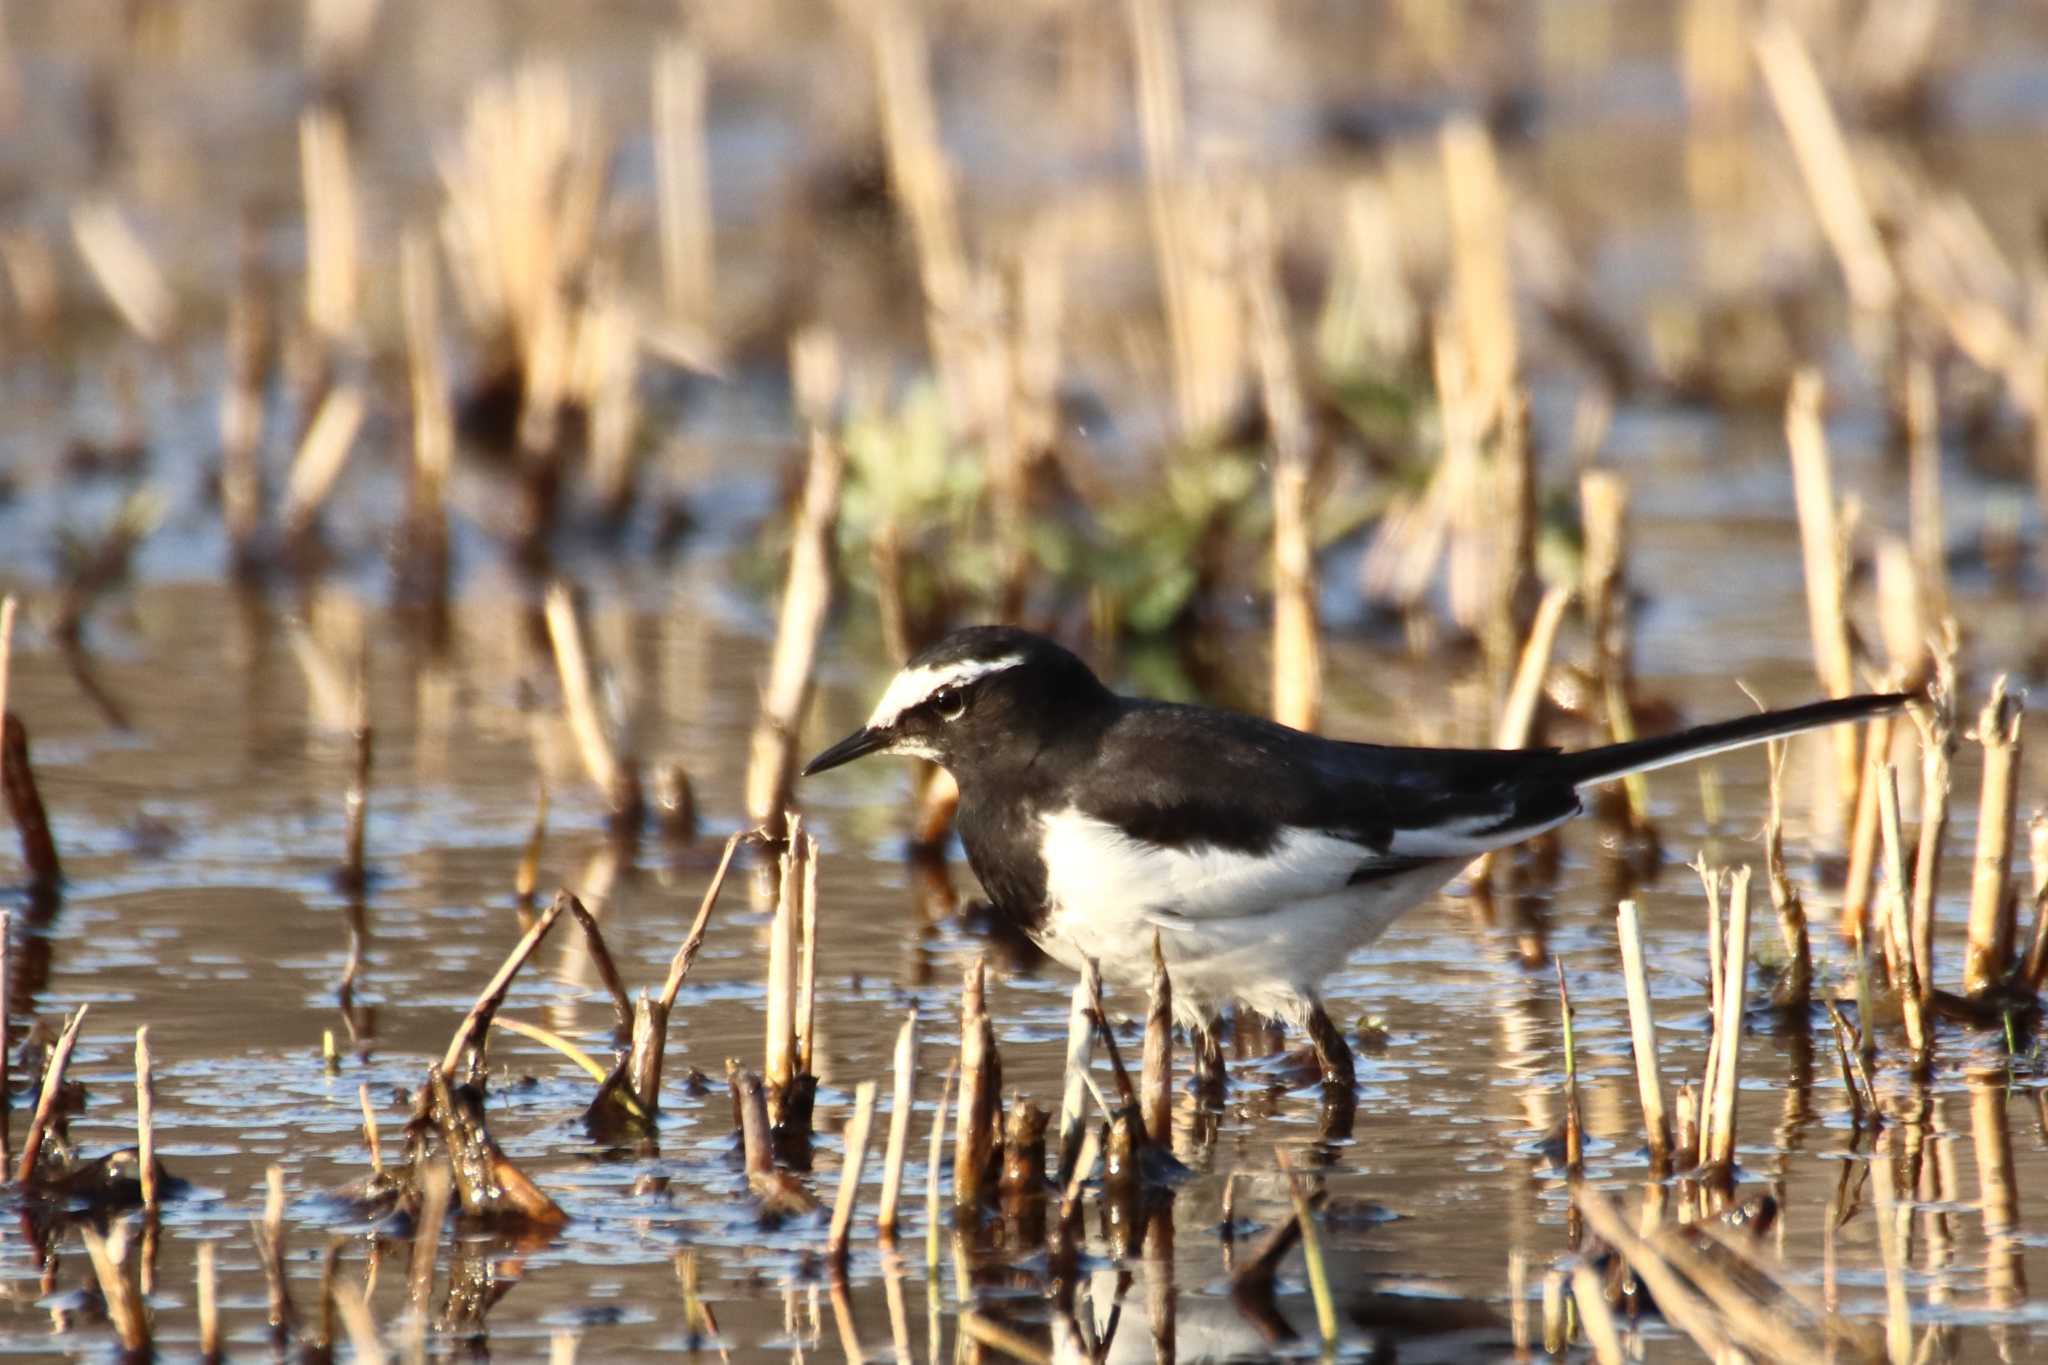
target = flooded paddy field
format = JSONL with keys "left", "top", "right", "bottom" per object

{"left": 1, "top": 3, "right": 2048, "bottom": 1362}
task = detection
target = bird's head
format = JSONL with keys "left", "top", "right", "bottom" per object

{"left": 802, "top": 626, "right": 1110, "bottom": 779}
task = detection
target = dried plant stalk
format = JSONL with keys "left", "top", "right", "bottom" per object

{"left": 1140, "top": 934, "right": 1173, "bottom": 1149}
{"left": 876, "top": 1009, "right": 917, "bottom": 1241}
{"left": 827, "top": 1081, "right": 878, "bottom": 1273}
{"left": 1869, "top": 1152, "right": 1912, "bottom": 1364}
{"left": 442, "top": 893, "right": 566, "bottom": 1076}
{"left": 2021, "top": 814, "right": 2048, "bottom": 993}
{"left": 1574, "top": 1186, "right": 1773, "bottom": 1362}
{"left": 398, "top": 229, "right": 451, "bottom": 600}
{"left": 1763, "top": 739, "right": 1811, "bottom": 1006}
{"left": 1841, "top": 712, "right": 1895, "bottom": 942}
{"left": 1909, "top": 643, "right": 1957, "bottom": 997}
{"left": 197, "top": 1241, "right": 219, "bottom": 1360}
{"left": 16, "top": 1003, "right": 87, "bottom": 1183}
{"left": 1571, "top": 1263, "right": 1627, "bottom": 1365}
{"left": 331, "top": 1281, "right": 386, "bottom": 1365}
{"left": 745, "top": 330, "right": 844, "bottom": 830}
{"left": 924, "top": 1062, "right": 954, "bottom": 1274}
{"left": 1556, "top": 959, "right": 1582, "bottom": 1177}
{"left": 340, "top": 667, "right": 371, "bottom": 891}
{"left": 658, "top": 831, "right": 743, "bottom": 1011}
{"left": 866, "top": 0, "right": 966, "bottom": 333}
{"left": 1876, "top": 766, "right": 1930, "bottom": 1061}
{"left": 300, "top": 105, "right": 359, "bottom": 342}
{"left": 1127, "top": 0, "right": 1242, "bottom": 437}
{"left": 221, "top": 233, "right": 270, "bottom": 569}
{"left": 1875, "top": 538, "right": 1928, "bottom": 682}
{"left": 1964, "top": 679, "right": 2021, "bottom": 995}
{"left": 765, "top": 829, "right": 803, "bottom": 1114}
{"left": 81, "top": 1225, "right": 151, "bottom": 1354}
{"left": 1496, "top": 585, "right": 1572, "bottom": 749}
{"left": 544, "top": 583, "right": 640, "bottom": 824}
{"left": 3, "top": 711, "right": 61, "bottom": 896}
{"left": 1702, "top": 867, "right": 1752, "bottom": 1171}
{"left": 0, "top": 596, "right": 14, "bottom": 731}
{"left": 1754, "top": 19, "right": 1899, "bottom": 316}
{"left": 1784, "top": 370, "right": 1861, "bottom": 834}
{"left": 797, "top": 834, "right": 820, "bottom": 1078}
{"left": 653, "top": 38, "right": 713, "bottom": 326}
{"left": 1244, "top": 191, "right": 1320, "bottom": 732}
{"left": 256, "top": 1164, "right": 297, "bottom": 1338}
{"left": 1580, "top": 470, "right": 1646, "bottom": 824}
{"left": 1903, "top": 352, "right": 1948, "bottom": 618}
{"left": 954, "top": 958, "right": 1000, "bottom": 1214}
{"left": 1056, "top": 964, "right": 1095, "bottom": 1186}
{"left": 1615, "top": 900, "right": 1670, "bottom": 1171}
{"left": 1440, "top": 116, "right": 1518, "bottom": 421}
{"left": 136, "top": 1025, "right": 158, "bottom": 1210}
{"left": 72, "top": 200, "right": 175, "bottom": 342}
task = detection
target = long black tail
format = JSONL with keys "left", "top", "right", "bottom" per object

{"left": 1555, "top": 692, "right": 1909, "bottom": 788}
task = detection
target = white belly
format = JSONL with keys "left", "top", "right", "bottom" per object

{"left": 1031, "top": 807, "right": 1463, "bottom": 1024}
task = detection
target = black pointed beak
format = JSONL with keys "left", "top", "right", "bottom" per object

{"left": 802, "top": 726, "right": 890, "bottom": 777}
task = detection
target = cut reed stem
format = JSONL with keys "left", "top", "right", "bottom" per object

{"left": 1056, "top": 962, "right": 1096, "bottom": 1186}
{"left": 16, "top": 1003, "right": 86, "bottom": 1183}
{"left": 136, "top": 1025, "right": 157, "bottom": 1211}
{"left": 876, "top": 1008, "right": 917, "bottom": 1242}
{"left": 1140, "top": 932, "right": 1173, "bottom": 1150}
{"left": 1964, "top": 678, "right": 2022, "bottom": 995}
{"left": 1842, "top": 711, "right": 1895, "bottom": 942}
{"left": 1244, "top": 191, "right": 1320, "bottom": 733}
{"left": 1783, "top": 369, "right": 1861, "bottom": 837}
{"left": 797, "top": 833, "right": 820, "bottom": 1079}
{"left": 1702, "top": 867, "right": 1752, "bottom": 1172}
{"left": 955, "top": 957, "right": 1000, "bottom": 1215}
{"left": 280, "top": 383, "right": 366, "bottom": 546}
{"left": 81, "top": 1224, "right": 151, "bottom": 1355}
{"left": 1570, "top": 1263, "right": 1626, "bottom": 1365}
{"left": 544, "top": 583, "right": 642, "bottom": 827}
{"left": 745, "top": 329, "right": 844, "bottom": 832}
{"left": 1876, "top": 765, "right": 1930, "bottom": 1063}
{"left": 1908, "top": 644, "right": 1957, "bottom": 998}
{"left": 1754, "top": 20, "right": 1899, "bottom": 317}
{"left": 1763, "top": 738, "right": 1812, "bottom": 1007}
{"left": 442, "top": 892, "right": 567, "bottom": 1077}
{"left": 2021, "top": 814, "right": 2048, "bottom": 993}
{"left": 653, "top": 37, "right": 714, "bottom": 328}
{"left": 197, "top": 1241, "right": 219, "bottom": 1361}
{"left": 256, "top": 1164, "right": 298, "bottom": 1339}
{"left": 827, "top": 1081, "right": 879, "bottom": 1275}
{"left": 925, "top": 1061, "right": 955, "bottom": 1275}
{"left": 765, "top": 827, "right": 803, "bottom": 1117}
{"left": 659, "top": 832, "right": 743, "bottom": 1010}
{"left": 398, "top": 228, "right": 451, "bottom": 605}
{"left": 1615, "top": 899, "right": 1670, "bottom": 1171}
{"left": 1555, "top": 958, "right": 1583, "bottom": 1177}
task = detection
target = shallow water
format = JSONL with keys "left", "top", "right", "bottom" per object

{"left": 3, "top": 3, "right": 2048, "bottom": 1361}
{"left": 0, "top": 499, "right": 2041, "bottom": 1361}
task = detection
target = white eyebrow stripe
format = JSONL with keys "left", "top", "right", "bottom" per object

{"left": 866, "top": 654, "right": 1024, "bottom": 730}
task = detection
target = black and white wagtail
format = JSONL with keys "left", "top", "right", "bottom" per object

{"left": 803, "top": 626, "right": 1906, "bottom": 1088}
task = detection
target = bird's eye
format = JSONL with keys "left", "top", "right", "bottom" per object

{"left": 931, "top": 686, "right": 967, "bottom": 721}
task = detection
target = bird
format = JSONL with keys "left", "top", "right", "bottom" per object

{"left": 802, "top": 625, "right": 1907, "bottom": 1091}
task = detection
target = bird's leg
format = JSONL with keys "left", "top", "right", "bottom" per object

{"left": 1305, "top": 1002, "right": 1355, "bottom": 1090}
{"left": 1189, "top": 1017, "right": 1227, "bottom": 1106}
